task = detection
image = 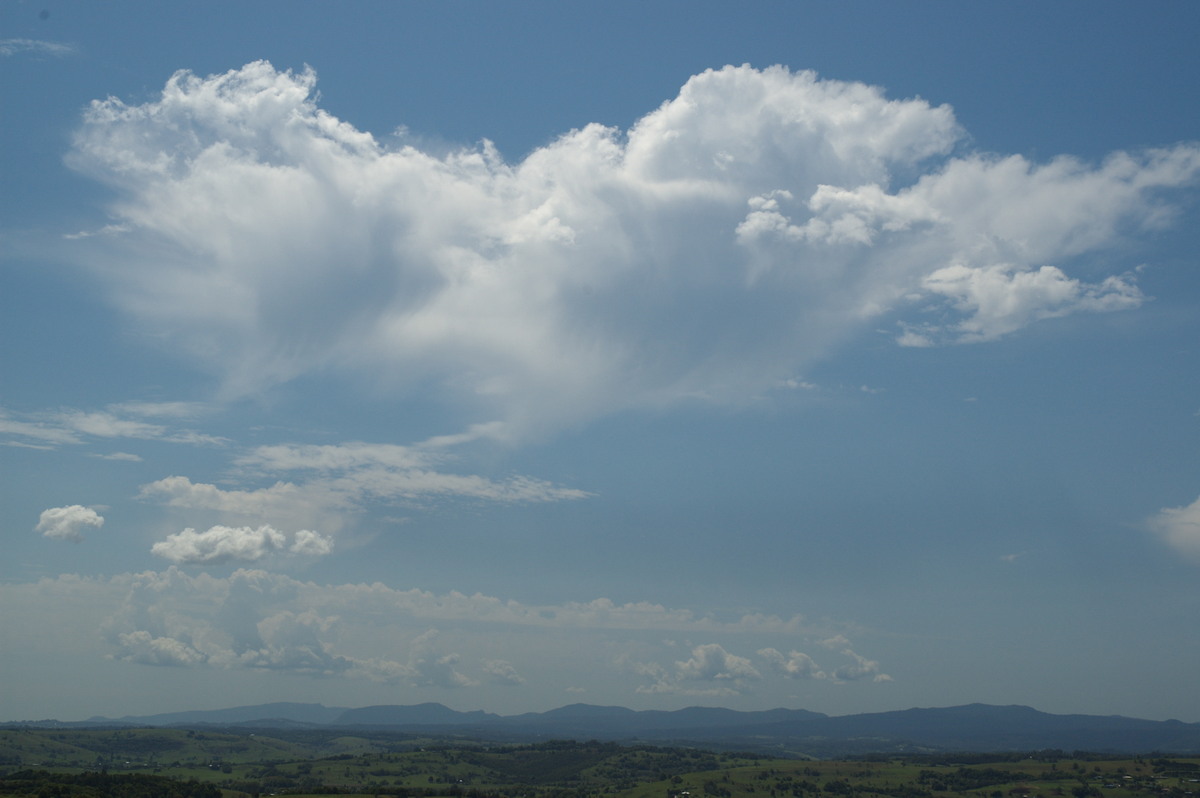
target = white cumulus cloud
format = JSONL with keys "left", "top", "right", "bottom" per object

{"left": 36, "top": 505, "right": 104, "bottom": 542}
{"left": 150, "top": 524, "right": 331, "bottom": 564}
{"left": 63, "top": 62, "right": 1200, "bottom": 438}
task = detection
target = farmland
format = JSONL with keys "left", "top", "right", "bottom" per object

{"left": 1, "top": 728, "right": 1198, "bottom": 798}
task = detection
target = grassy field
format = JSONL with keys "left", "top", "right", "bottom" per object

{"left": 1, "top": 728, "right": 1197, "bottom": 798}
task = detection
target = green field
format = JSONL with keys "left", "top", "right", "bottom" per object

{"left": 1, "top": 728, "right": 1197, "bottom": 798}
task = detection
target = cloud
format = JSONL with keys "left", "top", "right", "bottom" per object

{"left": 103, "top": 569, "right": 349, "bottom": 675}
{"left": 901, "top": 263, "right": 1143, "bottom": 345}
{"left": 832, "top": 650, "right": 892, "bottom": 683}
{"left": 116, "top": 630, "right": 206, "bottom": 666}
{"left": 1, "top": 410, "right": 83, "bottom": 446}
{"left": 0, "top": 567, "right": 887, "bottom": 703}
{"left": 758, "top": 647, "right": 826, "bottom": 679}
{"left": 634, "top": 642, "right": 762, "bottom": 695}
{"left": 90, "top": 451, "right": 144, "bottom": 462}
{"left": 0, "top": 404, "right": 225, "bottom": 449}
{"left": 820, "top": 635, "right": 892, "bottom": 683}
{"left": 36, "top": 505, "right": 104, "bottom": 542}
{"left": 234, "top": 441, "right": 591, "bottom": 504}
{"left": 482, "top": 658, "right": 526, "bottom": 685}
{"left": 289, "top": 529, "right": 335, "bottom": 557}
{"left": 404, "top": 630, "right": 477, "bottom": 688}
{"left": 676, "top": 642, "right": 761, "bottom": 681}
{"left": 139, "top": 475, "right": 333, "bottom": 530}
{"left": 137, "top": 439, "right": 590, "bottom": 538}
{"left": 150, "top": 524, "right": 332, "bottom": 564}
{"left": 1147, "top": 494, "right": 1200, "bottom": 562}
{"left": 108, "top": 401, "right": 208, "bottom": 419}
{"left": 0, "top": 38, "right": 75, "bottom": 58}
{"left": 64, "top": 62, "right": 1199, "bottom": 438}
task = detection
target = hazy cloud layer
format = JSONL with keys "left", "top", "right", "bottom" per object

{"left": 36, "top": 505, "right": 104, "bottom": 542}
{"left": 65, "top": 62, "right": 1199, "bottom": 437}
{"left": 0, "top": 567, "right": 872, "bottom": 698}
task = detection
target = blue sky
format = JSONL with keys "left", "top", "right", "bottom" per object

{"left": 2, "top": 0, "right": 1199, "bottom": 724}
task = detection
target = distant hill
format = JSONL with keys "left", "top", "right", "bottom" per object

{"left": 86, "top": 702, "right": 348, "bottom": 727}
{"left": 24, "top": 702, "right": 1198, "bottom": 755}
{"left": 334, "top": 703, "right": 499, "bottom": 726}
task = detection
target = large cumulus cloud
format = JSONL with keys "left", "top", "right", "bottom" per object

{"left": 67, "top": 62, "right": 1200, "bottom": 436}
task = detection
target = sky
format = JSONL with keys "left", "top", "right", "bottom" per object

{"left": 2, "top": 0, "right": 1199, "bottom": 725}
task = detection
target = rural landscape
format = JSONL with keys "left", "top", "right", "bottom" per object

{"left": 5, "top": 7, "right": 1199, "bottom": 798}
{"left": 2, "top": 703, "right": 1199, "bottom": 798}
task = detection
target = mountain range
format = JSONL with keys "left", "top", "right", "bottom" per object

{"left": 17, "top": 702, "right": 1188, "bottom": 755}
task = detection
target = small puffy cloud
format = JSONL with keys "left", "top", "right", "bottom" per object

{"left": 116, "top": 630, "right": 206, "bottom": 666}
{"left": 1147, "top": 494, "right": 1200, "bottom": 562}
{"left": 635, "top": 642, "right": 761, "bottom": 695}
{"left": 902, "top": 263, "right": 1143, "bottom": 345}
{"left": 832, "top": 650, "right": 891, "bottom": 683}
{"left": 150, "top": 524, "right": 330, "bottom": 565}
{"left": 36, "top": 505, "right": 104, "bottom": 542}
{"left": 289, "top": 529, "right": 334, "bottom": 557}
{"left": 820, "top": 636, "right": 892, "bottom": 683}
{"left": 676, "top": 642, "right": 761, "bottom": 681}
{"left": 403, "top": 630, "right": 477, "bottom": 689}
{"left": 63, "top": 62, "right": 1200, "bottom": 439}
{"left": 758, "top": 647, "right": 826, "bottom": 679}
{"left": 482, "top": 658, "right": 526, "bottom": 685}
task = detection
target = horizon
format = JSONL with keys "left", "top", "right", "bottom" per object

{"left": 3, "top": 1, "right": 1199, "bottom": 726}
{"left": 14, "top": 698, "right": 1199, "bottom": 727}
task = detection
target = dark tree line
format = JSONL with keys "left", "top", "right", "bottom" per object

{"left": 0, "top": 769, "right": 221, "bottom": 798}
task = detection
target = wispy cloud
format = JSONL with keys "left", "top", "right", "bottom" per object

{"left": 0, "top": 38, "right": 75, "bottom": 58}
{"left": 137, "top": 436, "right": 591, "bottom": 546}
{"left": 89, "top": 451, "right": 143, "bottom": 462}
{"left": 0, "top": 404, "right": 225, "bottom": 449}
